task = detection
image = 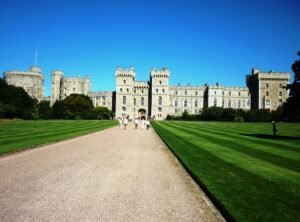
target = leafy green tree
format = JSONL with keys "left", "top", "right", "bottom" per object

{"left": 38, "top": 100, "right": 52, "bottom": 119}
{"left": 63, "top": 94, "right": 94, "bottom": 119}
{"left": 93, "top": 106, "right": 114, "bottom": 119}
{"left": 284, "top": 51, "right": 300, "bottom": 121}
{"left": 51, "top": 100, "right": 65, "bottom": 119}
{"left": 0, "top": 78, "right": 36, "bottom": 119}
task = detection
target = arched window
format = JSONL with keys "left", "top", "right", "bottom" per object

{"left": 279, "top": 99, "right": 283, "bottom": 106}
{"left": 124, "top": 80, "right": 126, "bottom": 84}
{"left": 175, "top": 99, "right": 178, "bottom": 107}
{"left": 266, "top": 91, "right": 269, "bottom": 96}
{"left": 229, "top": 91, "right": 231, "bottom": 96}
{"left": 158, "top": 96, "right": 162, "bottom": 106}
{"left": 238, "top": 100, "right": 241, "bottom": 108}
{"left": 123, "top": 96, "right": 126, "bottom": 105}
{"left": 228, "top": 100, "right": 231, "bottom": 108}
{"left": 266, "top": 83, "right": 269, "bottom": 88}
{"left": 279, "top": 91, "right": 282, "bottom": 96}
{"left": 141, "top": 97, "right": 144, "bottom": 106}
{"left": 265, "top": 99, "right": 270, "bottom": 108}
{"left": 184, "top": 99, "right": 187, "bottom": 107}
{"left": 134, "top": 98, "right": 136, "bottom": 106}
{"left": 279, "top": 83, "right": 282, "bottom": 88}
{"left": 194, "top": 99, "right": 198, "bottom": 107}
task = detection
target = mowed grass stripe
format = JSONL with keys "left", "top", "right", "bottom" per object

{"left": 0, "top": 121, "right": 108, "bottom": 138}
{"left": 152, "top": 121, "right": 300, "bottom": 222}
{"left": 161, "top": 122, "right": 299, "bottom": 185}
{"left": 0, "top": 121, "right": 115, "bottom": 143}
{"left": 173, "top": 122, "right": 300, "bottom": 165}
{"left": 0, "top": 120, "right": 117, "bottom": 154}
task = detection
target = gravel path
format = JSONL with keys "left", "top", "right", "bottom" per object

{"left": 0, "top": 123, "right": 225, "bottom": 222}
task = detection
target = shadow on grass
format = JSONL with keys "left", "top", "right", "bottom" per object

{"left": 241, "top": 133, "right": 300, "bottom": 140}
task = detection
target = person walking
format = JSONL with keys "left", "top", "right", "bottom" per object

{"left": 124, "top": 117, "right": 128, "bottom": 130}
{"left": 146, "top": 119, "right": 150, "bottom": 130}
{"left": 272, "top": 121, "right": 277, "bottom": 136}
{"left": 134, "top": 118, "right": 138, "bottom": 129}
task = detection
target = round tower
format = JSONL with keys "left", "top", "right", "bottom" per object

{"left": 51, "top": 70, "right": 64, "bottom": 105}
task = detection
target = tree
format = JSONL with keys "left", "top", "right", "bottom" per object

{"left": 93, "top": 106, "right": 114, "bottom": 119}
{"left": 0, "top": 78, "right": 36, "bottom": 119}
{"left": 52, "top": 100, "right": 65, "bottom": 119}
{"left": 283, "top": 51, "right": 300, "bottom": 121}
{"left": 38, "top": 100, "right": 52, "bottom": 119}
{"left": 63, "top": 94, "right": 94, "bottom": 119}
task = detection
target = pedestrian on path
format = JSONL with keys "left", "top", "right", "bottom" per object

{"left": 118, "top": 118, "right": 123, "bottom": 129}
{"left": 124, "top": 116, "right": 128, "bottom": 130}
{"left": 146, "top": 119, "right": 150, "bottom": 130}
{"left": 134, "top": 118, "right": 138, "bottom": 129}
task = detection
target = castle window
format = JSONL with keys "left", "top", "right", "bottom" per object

{"left": 141, "top": 97, "right": 144, "bottom": 106}
{"left": 120, "top": 88, "right": 122, "bottom": 93}
{"left": 222, "top": 91, "right": 224, "bottom": 96}
{"left": 158, "top": 96, "right": 162, "bottom": 106}
{"left": 247, "top": 100, "right": 251, "bottom": 107}
{"left": 156, "top": 88, "right": 158, "bottom": 93}
{"left": 266, "top": 83, "right": 269, "bottom": 88}
{"left": 229, "top": 91, "right": 231, "bottom": 96}
{"left": 195, "top": 91, "right": 198, "bottom": 95}
{"left": 73, "top": 88, "right": 75, "bottom": 92}
{"left": 194, "top": 109, "right": 198, "bottom": 114}
{"left": 175, "top": 99, "right": 178, "bottom": 107}
{"left": 228, "top": 100, "right": 231, "bottom": 108}
{"left": 194, "top": 99, "right": 198, "bottom": 107}
{"left": 266, "top": 91, "right": 269, "bottom": 96}
{"left": 158, "top": 107, "right": 162, "bottom": 112}
{"left": 124, "top": 80, "right": 126, "bottom": 84}
{"left": 279, "top": 99, "right": 283, "bottom": 106}
{"left": 134, "top": 89, "right": 136, "bottom": 93}
{"left": 126, "top": 88, "right": 129, "bottom": 93}
{"left": 184, "top": 99, "right": 188, "bottom": 107}
{"left": 214, "top": 98, "right": 217, "bottom": 107}
{"left": 175, "top": 91, "right": 178, "bottom": 95}
{"left": 175, "top": 109, "right": 178, "bottom": 113}
{"left": 279, "top": 91, "right": 282, "bottom": 96}
{"left": 162, "top": 89, "right": 165, "bottom": 93}
{"left": 238, "top": 100, "right": 241, "bottom": 109}
{"left": 214, "top": 91, "right": 216, "bottom": 95}
{"left": 123, "top": 96, "right": 126, "bottom": 105}
{"left": 265, "top": 99, "right": 271, "bottom": 109}
{"left": 141, "top": 89, "right": 144, "bottom": 94}
{"left": 238, "top": 92, "right": 241, "bottom": 96}
{"left": 185, "top": 91, "right": 187, "bottom": 95}
{"left": 134, "top": 98, "right": 136, "bottom": 106}
{"left": 279, "top": 83, "right": 282, "bottom": 88}
{"left": 159, "top": 80, "right": 162, "bottom": 85}
{"left": 122, "top": 107, "right": 126, "bottom": 111}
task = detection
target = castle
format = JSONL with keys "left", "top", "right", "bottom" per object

{"left": 3, "top": 66, "right": 290, "bottom": 120}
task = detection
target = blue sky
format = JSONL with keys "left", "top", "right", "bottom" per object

{"left": 0, "top": 0, "right": 299, "bottom": 96}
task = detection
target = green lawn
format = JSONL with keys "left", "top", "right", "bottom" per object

{"left": 151, "top": 121, "right": 300, "bottom": 222}
{"left": 0, "top": 120, "right": 117, "bottom": 154}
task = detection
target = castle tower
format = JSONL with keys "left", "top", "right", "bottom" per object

{"left": 51, "top": 70, "right": 64, "bottom": 105}
{"left": 246, "top": 68, "right": 290, "bottom": 110}
{"left": 84, "top": 75, "right": 91, "bottom": 95}
{"left": 150, "top": 67, "right": 170, "bottom": 120}
{"left": 115, "top": 66, "right": 136, "bottom": 119}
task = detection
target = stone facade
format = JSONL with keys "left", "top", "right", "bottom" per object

{"left": 3, "top": 66, "right": 44, "bottom": 101}
{"left": 3, "top": 65, "right": 290, "bottom": 119}
{"left": 247, "top": 68, "right": 290, "bottom": 110}
{"left": 51, "top": 70, "right": 91, "bottom": 104}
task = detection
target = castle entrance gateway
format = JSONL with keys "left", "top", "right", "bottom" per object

{"left": 138, "top": 109, "right": 147, "bottom": 120}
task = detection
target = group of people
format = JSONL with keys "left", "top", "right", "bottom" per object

{"left": 118, "top": 115, "right": 150, "bottom": 130}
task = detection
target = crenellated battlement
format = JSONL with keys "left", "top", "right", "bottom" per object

{"left": 115, "top": 66, "right": 136, "bottom": 77}
{"left": 150, "top": 67, "right": 170, "bottom": 78}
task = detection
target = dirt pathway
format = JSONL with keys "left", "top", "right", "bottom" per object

{"left": 0, "top": 123, "right": 225, "bottom": 221}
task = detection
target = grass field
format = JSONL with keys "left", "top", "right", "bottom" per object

{"left": 0, "top": 120, "right": 117, "bottom": 155}
{"left": 151, "top": 121, "right": 300, "bottom": 222}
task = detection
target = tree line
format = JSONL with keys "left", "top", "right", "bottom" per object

{"left": 0, "top": 78, "right": 113, "bottom": 120}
